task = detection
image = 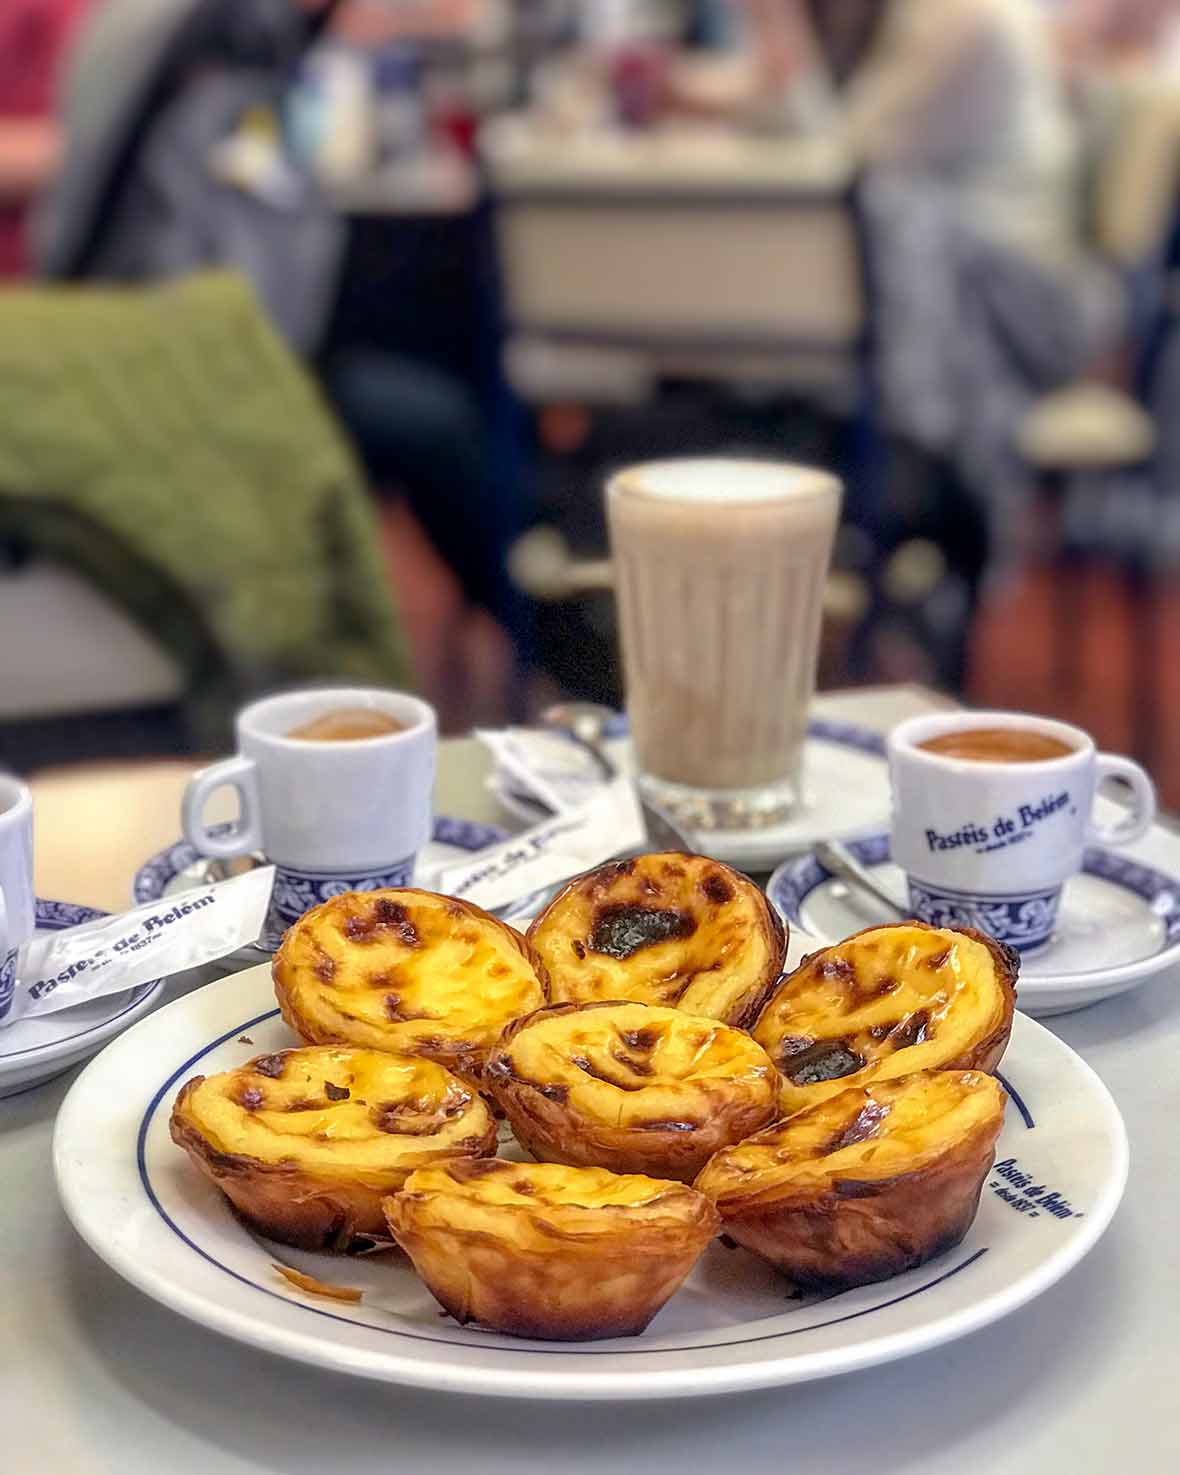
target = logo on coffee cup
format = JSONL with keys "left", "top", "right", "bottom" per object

{"left": 925, "top": 789, "right": 1075, "bottom": 856}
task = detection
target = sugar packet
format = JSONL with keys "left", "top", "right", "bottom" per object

{"left": 5, "top": 866, "right": 275, "bottom": 1026}
{"left": 476, "top": 727, "right": 608, "bottom": 814}
{"left": 436, "top": 779, "right": 644, "bottom": 914}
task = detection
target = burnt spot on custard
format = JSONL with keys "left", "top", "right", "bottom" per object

{"left": 581, "top": 859, "right": 636, "bottom": 897}
{"left": 314, "top": 952, "right": 336, "bottom": 982}
{"left": 890, "top": 1010, "right": 930, "bottom": 1049}
{"left": 822, "top": 1099, "right": 890, "bottom": 1154}
{"left": 252, "top": 1053, "right": 287, "bottom": 1079}
{"left": 237, "top": 1085, "right": 264, "bottom": 1111}
{"left": 618, "top": 1027, "right": 658, "bottom": 1052}
{"left": 634, "top": 1119, "right": 697, "bottom": 1133}
{"left": 371, "top": 1097, "right": 451, "bottom": 1135}
{"left": 372, "top": 898, "right": 420, "bottom": 947}
{"left": 451, "top": 1157, "right": 506, "bottom": 1180}
{"left": 869, "top": 974, "right": 900, "bottom": 998}
{"left": 610, "top": 1049, "right": 653, "bottom": 1076}
{"left": 571, "top": 940, "right": 586, "bottom": 960}
{"left": 324, "top": 1081, "right": 350, "bottom": 1102}
{"left": 816, "top": 957, "right": 856, "bottom": 987}
{"left": 570, "top": 1054, "right": 646, "bottom": 1090}
{"left": 383, "top": 992, "right": 403, "bottom": 1020}
{"left": 512, "top": 1179, "right": 536, "bottom": 1196}
{"left": 587, "top": 904, "right": 695, "bottom": 960}
{"left": 700, "top": 872, "right": 733, "bottom": 906}
{"left": 924, "top": 947, "right": 952, "bottom": 971}
{"left": 776, "top": 1037, "right": 865, "bottom": 1086}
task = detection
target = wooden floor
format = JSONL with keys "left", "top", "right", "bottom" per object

{"left": 968, "top": 564, "right": 1179, "bottom": 809}
{"left": 381, "top": 498, "right": 1180, "bottom": 812}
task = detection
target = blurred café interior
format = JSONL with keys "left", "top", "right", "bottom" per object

{"left": 3, "top": 0, "right": 1180, "bottom": 800}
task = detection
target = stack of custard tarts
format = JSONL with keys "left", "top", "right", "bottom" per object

{"left": 171, "top": 852, "right": 1018, "bottom": 1341}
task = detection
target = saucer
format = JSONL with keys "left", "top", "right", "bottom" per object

{"left": 490, "top": 717, "right": 890, "bottom": 872}
{"left": 0, "top": 899, "right": 164, "bottom": 1099}
{"left": 133, "top": 816, "right": 546, "bottom": 951}
{"left": 767, "top": 833, "right": 1180, "bottom": 1016}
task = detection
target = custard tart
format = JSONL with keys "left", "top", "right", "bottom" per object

{"left": 171, "top": 1045, "right": 496, "bottom": 1249}
{"left": 752, "top": 923, "right": 1017, "bottom": 1115}
{"left": 527, "top": 853, "right": 785, "bottom": 1027}
{"left": 272, "top": 889, "right": 548, "bottom": 1077}
{"left": 695, "top": 1069, "right": 1005, "bottom": 1290}
{"left": 385, "top": 1158, "right": 720, "bottom": 1340}
{"left": 486, "top": 1000, "right": 779, "bottom": 1182}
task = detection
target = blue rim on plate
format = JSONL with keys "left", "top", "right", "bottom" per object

{"left": 131, "top": 1002, "right": 1039, "bottom": 1359}
{"left": 1, "top": 899, "right": 165, "bottom": 1064}
{"left": 767, "top": 833, "right": 1180, "bottom": 978}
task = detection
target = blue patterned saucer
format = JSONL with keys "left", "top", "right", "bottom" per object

{"left": 134, "top": 816, "right": 545, "bottom": 953}
{"left": 767, "top": 833, "right": 1180, "bottom": 1017}
{"left": 0, "top": 899, "right": 165, "bottom": 1098}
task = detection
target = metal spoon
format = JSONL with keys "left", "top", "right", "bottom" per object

{"left": 539, "top": 702, "right": 693, "bottom": 853}
{"left": 814, "top": 840, "right": 908, "bottom": 918}
{"left": 539, "top": 701, "right": 618, "bottom": 782}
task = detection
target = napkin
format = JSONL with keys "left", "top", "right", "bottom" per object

{"left": 437, "top": 779, "right": 645, "bottom": 913}
{"left": 477, "top": 727, "right": 612, "bottom": 814}
{"left": 7, "top": 867, "right": 274, "bottom": 1025}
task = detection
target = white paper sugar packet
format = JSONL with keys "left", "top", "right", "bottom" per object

{"left": 436, "top": 778, "right": 644, "bottom": 913}
{"left": 475, "top": 727, "right": 610, "bottom": 814}
{"left": 5, "top": 866, "right": 275, "bottom": 1026}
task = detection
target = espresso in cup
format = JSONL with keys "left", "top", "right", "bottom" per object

{"left": 286, "top": 709, "right": 406, "bottom": 742}
{"left": 918, "top": 729, "right": 1075, "bottom": 763}
{"left": 890, "top": 711, "right": 1156, "bottom": 951}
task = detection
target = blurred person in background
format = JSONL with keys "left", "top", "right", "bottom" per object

{"left": 739, "top": 0, "right": 1123, "bottom": 568}
{"left": 36, "top": 0, "right": 531, "bottom": 657}
{"left": 0, "top": 0, "right": 88, "bottom": 279}
{"left": 1053, "top": 0, "right": 1180, "bottom": 79}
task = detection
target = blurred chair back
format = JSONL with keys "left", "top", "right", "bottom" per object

{"left": 484, "top": 125, "right": 865, "bottom": 393}
{"left": 0, "top": 560, "right": 182, "bottom": 721}
{"left": 1085, "top": 71, "right": 1180, "bottom": 271}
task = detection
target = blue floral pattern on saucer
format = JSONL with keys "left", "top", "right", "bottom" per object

{"left": 769, "top": 832, "right": 1180, "bottom": 959}
{"left": 906, "top": 880, "right": 1061, "bottom": 951}
{"left": 133, "top": 816, "right": 544, "bottom": 953}
{"left": 263, "top": 860, "right": 418, "bottom": 949}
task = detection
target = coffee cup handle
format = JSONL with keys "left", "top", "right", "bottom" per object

{"left": 1089, "top": 754, "right": 1157, "bottom": 847}
{"left": 182, "top": 757, "right": 263, "bottom": 860}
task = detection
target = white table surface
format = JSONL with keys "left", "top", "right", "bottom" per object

{"left": 6, "top": 686, "right": 1178, "bottom": 1473}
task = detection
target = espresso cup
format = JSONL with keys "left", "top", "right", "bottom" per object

{"left": 0, "top": 775, "right": 36, "bottom": 1022}
{"left": 888, "top": 711, "right": 1156, "bottom": 951}
{"left": 182, "top": 688, "right": 437, "bottom": 943}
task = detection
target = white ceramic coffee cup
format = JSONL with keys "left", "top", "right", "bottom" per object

{"left": 183, "top": 688, "right": 437, "bottom": 939}
{"left": 0, "top": 774, "right": 36, "bottom": 1021}
{"left": 888, "top": 711, "right": 1156, "bottom": 950}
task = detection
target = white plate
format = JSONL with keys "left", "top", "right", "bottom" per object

{"left": 0, "top": 899, "right": 163, "bottom": 1099}
{"left": 55, "top": 945, "right": 1127, "bottom": 1401}
{"left": 490, "top": 717, "right": 891, "bottom": 872}
{"left": 768, "top": 833, "right": 1180, "bottom": 1016}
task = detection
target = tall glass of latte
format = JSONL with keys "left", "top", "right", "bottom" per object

{"left": 607, "top": 459, "right": 842, "bottom": 830}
